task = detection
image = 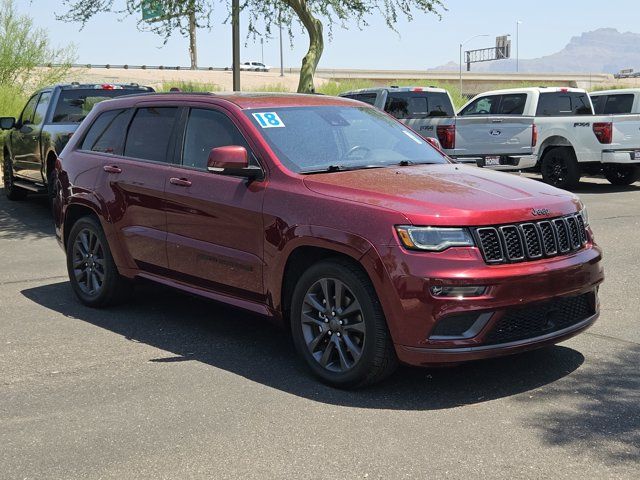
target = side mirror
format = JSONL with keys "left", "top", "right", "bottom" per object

{"left": 425, "top": 136, "right": 443, "bottom": 151}
{"left": 207, "top": 146, "right": 263, "bottom": 180}
{"left": 0, "top": 117, "right": 16, "bottom": 130}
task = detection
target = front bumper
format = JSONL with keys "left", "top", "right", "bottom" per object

{"left": 602, "top": 149, "right": 640, "bottom": 164}
{"left": 373, "top": 241, "right": 604, "bottom": 366}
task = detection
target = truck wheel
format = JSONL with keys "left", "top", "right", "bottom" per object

{"left": 541, "top": 147, "right": 581, "bottom": 189}
{"left": 66, "top": 215, "right": 132, "bottom": 308}
{"left": 602, "top": 164, "right": 640, "bottom": 186}
{"left": 290, "top": 259, "right": 398, "bottom": 389}
{"left": 3, "top": 154, "right": 28, "bottom": 200}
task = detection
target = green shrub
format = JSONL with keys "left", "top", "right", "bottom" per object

{"left": 248, "top": 83, "right": 291, "bottom": 92}
{"left": 0, "top": 84, "right": 27, "bottom": 118}
{"left": 157, "top": 81, "right": 222, "bottom": 93}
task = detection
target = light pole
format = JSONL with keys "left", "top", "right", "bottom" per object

{"left": 279, "top": 16, "right": 284, "bottom": 77}
{"left": 516, "top": 20, "right": 523, "bottom": 73}
{"left": 459, "top": 34, "right": 489, "bottom": 95}
{"left": 232, "top": 0, "right": 240, "bottom": 91}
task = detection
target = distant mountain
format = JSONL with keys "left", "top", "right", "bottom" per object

{"left": 433, "top": 28, "right": 640, "bottom": 74}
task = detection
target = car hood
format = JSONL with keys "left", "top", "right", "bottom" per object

{"left": 303, "top": 164, "right": 581, "bottom": 226}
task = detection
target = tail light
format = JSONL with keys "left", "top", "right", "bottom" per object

{"left": 532, "top": 124, "right": 538, "bottom": 147}
{"left": 437, "top": 124, "right": 456, "bottom": 150}
{"left": 593, "top": 122, "right": 612, "bottom": 144}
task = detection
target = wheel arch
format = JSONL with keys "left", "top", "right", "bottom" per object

{"left": 63, "top": 203, "right": 101, "bottom": 249}
{"left": 538, "top": 135, "right": 575, "bottom": 165}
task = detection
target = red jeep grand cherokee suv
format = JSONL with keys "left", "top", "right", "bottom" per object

{"left": 53, "top": 93, "right": 603, "bottom": 388}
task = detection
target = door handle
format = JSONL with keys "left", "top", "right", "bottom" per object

{"left": 169, "top": 177, "right": 192, "bottom": 187}
{"left": 103, "top": 165, "right": 122, "bottom": 174}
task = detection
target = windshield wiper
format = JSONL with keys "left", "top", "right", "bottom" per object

{"left": 302, "top": 164, "right": 385, "bottom": 174}
{"left": 397, "top": 160, "right": 441, "bottom": 166}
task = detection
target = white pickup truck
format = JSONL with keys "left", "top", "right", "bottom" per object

{"left": 452, "top": 87, "right": 640, "bottom": 187}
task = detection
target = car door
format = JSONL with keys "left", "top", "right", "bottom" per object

{"left": 164, "top": 106, "right": 266, "bottom": 300}
{"left": 11, "top": 92, "right": 48, "bottom": 181}
{"left": 89, "top": 106, "right": 179, "bottom": 271}
{"left": 455, "top": 94, "right": 534, "bottom": 158}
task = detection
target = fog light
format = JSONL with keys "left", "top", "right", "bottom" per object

{"left": 430, "top": 286, "right": 487, "bottom": 298}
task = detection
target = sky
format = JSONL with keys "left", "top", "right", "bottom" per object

{"left": 18, "top": 0, "right": 640, "bottom": 70}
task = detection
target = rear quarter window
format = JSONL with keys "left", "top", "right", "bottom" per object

{"left": 536, "top": 92, "right": 593, "bottom": 116}
{"left": 80, "top": 109, "right": 132, "bottom": 155}
{"left": 602, "top": 94, "right": 634, "bottom": 114}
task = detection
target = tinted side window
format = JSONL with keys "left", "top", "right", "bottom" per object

{"left": 459, "top": 95, "right": 500, "bottom": 116}
{"left": 385, "top": 93, "right": 431, "bottom": 119}
{"left": 497, "top": 94, "right": 527, "bottom": 115}
{"left": 19, "top": 95, "right": 39, "bottom": 125}
{"left": 591, "top": 95, "right": 607, "bottom": 114}
{"left": 81, "top": 109, "right": 131, "bottom": 154}
{"left": 604, "top": 94, "right": 635, "bottom": 114}
{"left": 32, "top": 92, "right": 51, "bottom": 126}
{"left": 536, "top": 93, "right": 593, "bottom": 116}
{"left": 345, "top": 93, "right": 377, "bottom": 106}
{"left": 124, "top": 107, "right": 179, "bottom": 163}
{"left": 182, "top": 108, "right": 252, "bottom": 170}
{"left": 426, "top": 92, "right": 455, "bottom": 116}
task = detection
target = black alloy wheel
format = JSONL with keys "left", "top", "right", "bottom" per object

{"left": 291, "top": 260, "right": 398, "bottom": 388}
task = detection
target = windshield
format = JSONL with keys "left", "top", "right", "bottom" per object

{"left": 52, "top": 88, "right": 149, "bottom": 124}
{"left": 245, "top": 106, "right": 447, "bottom": 173}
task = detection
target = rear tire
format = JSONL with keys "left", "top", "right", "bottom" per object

{"left": 541, "top": 147, "right": 581, "bottom": 190}
{"left": 290, "top": 259, "right": 398, "bottom": 389}
{"left": 603, "top": 164, "right": 640, "bottom": 186}
{"left": 3, "top": 154, "right": 28, "bottom": 200}
{"left": 66, "top": 215, "right": 132, "bottom": 308}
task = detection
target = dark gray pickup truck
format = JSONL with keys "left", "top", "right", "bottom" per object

{"left": 1, "top": 82, "right": 153, "bottom": 200}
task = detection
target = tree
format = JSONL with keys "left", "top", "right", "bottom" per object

{"left": 244, "top": 0, "right": 445, "bottom": 93}
{"left": 60, "top": 1, "right": 445, "bottom": 93}
{"left": 0, "top": 0, "right": 76, "bottom": 91}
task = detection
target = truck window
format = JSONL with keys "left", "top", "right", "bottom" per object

{"left": 385, "top": 92, "right": 454, "bottom": 119}
{"left": 32, "top": 92, "right": 52, "bottom": 126}
{"left": 19, "top": 95, "right": 39, "bottom": 125}
{"left": 343, "top": 93, "right": 378, "bottom": 106}
{"left": 603, "top": 94, "right": 634, "bottom": 114}
{"left": 536, "top": 92, "right": 593, "bottom": 116}
{"left": 497, "top": 94, "right": 527, "bottom": 115}
{"left": 124, "top": 107, "right": 179, "bottom": 163}
{"left": 591, "top": 95, "right": 607, "bottom": 114}
{"left": 52, "top": 88, "right": 150, "bottom": 124}
{"left": 81, "top": 109, "right": 132, "bottom": 155}
{"left": 459, "top": 95, "right": 500, "bottom": 116}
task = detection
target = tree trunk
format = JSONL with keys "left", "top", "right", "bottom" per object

{"left": 285, "top": 0, "right": 324, "bottom": 93}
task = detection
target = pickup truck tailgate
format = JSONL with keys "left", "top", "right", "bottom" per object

{"left": 453, "top": 116, "right": 535, "bottom": 158}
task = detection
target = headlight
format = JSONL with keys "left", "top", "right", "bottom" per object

{"left": 396, "top": 226, "right": 475, "bottom": 251}
{"left": 579, "top": 207, "right": 589, "bottom": 226}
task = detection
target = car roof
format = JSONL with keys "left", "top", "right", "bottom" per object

{"left": 475, "top": 87, "right": 587, "bottom": 96}
{"left": 94, "top": 92, "right": 363, "bottom": 110}
{"left": 340, "top": 86, "right": 449, "bottom": 95}
{"left": 589, "top": 88, "right": 640, "bottom": 96}
{"left": 37, "top": 82, "right": 153, "bottom": 92}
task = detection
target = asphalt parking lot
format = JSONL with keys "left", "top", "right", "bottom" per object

{"left": 0, "top": 175, "right": 638, "bottom": 480}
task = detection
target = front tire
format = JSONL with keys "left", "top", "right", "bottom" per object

{"left": 603, "top": 164, "right": 640, "bottom": 186}
{"left": 3, "top": 153, "right": 28, "bottom": 200}
{"left": 66, "top": 216, "right": 132, "bottom": 308}
{"left": 541, "top": 147, "right": 581, "bottom": 189}
{"left": 290, "top": 259, "right": 398, "bottom": 389}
